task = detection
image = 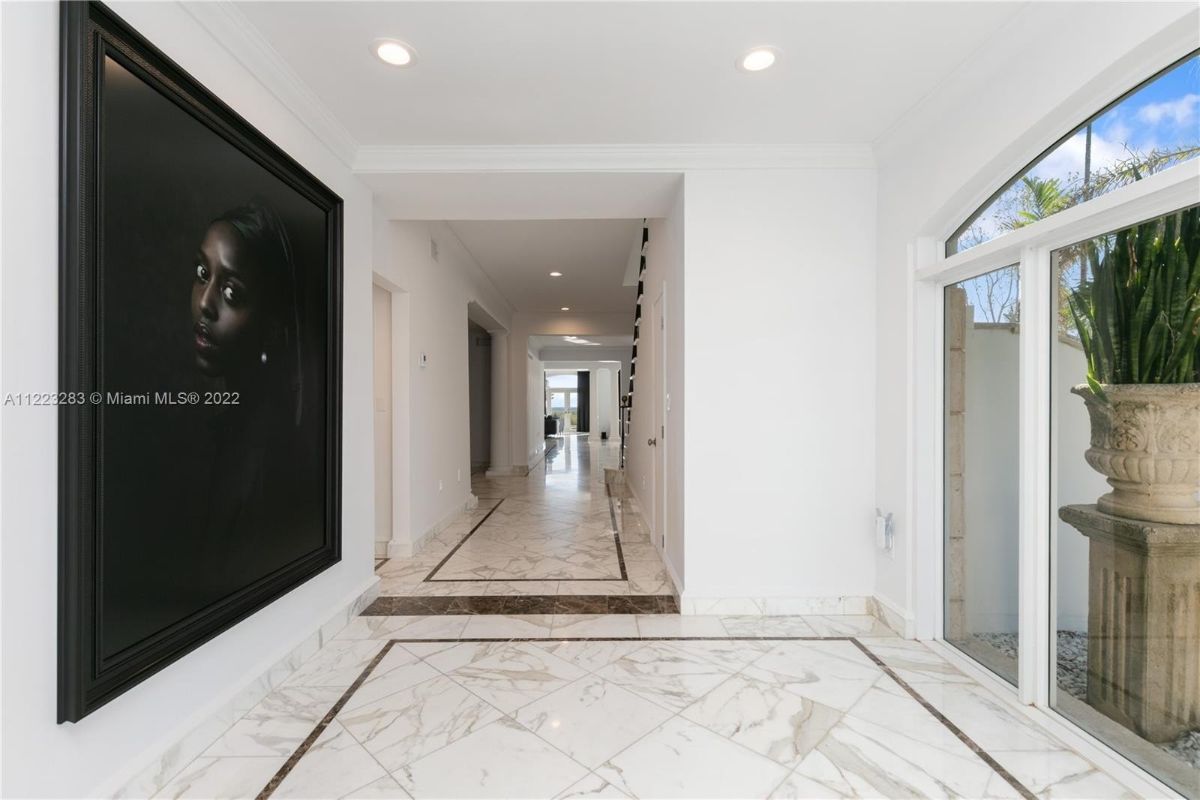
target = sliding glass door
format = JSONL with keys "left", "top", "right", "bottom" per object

{"left": 943, "top": 266, "right": 1021, "bottom": 686}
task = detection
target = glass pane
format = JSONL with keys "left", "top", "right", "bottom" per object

{"left": 950, "top": 52, "right": 1200, "bottom": 254}
{"left": 944, "top": 265, "right": 1021, "bottom": 686}
{"left": 1051, "top": 206, "right": 1199, "bottom": 795}
{"left": 547, "top": 373, "right": 578, "bottom": 389}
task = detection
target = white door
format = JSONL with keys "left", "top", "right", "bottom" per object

{"left": 372, "top": 285, "right": 392, "bottom": 557}
{"left": 653, "top": 288, "right": 667, "bottom": 550}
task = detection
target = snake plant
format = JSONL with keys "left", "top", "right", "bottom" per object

{"left": 1066, "top": 205, "right": 1200, "bottom": 400}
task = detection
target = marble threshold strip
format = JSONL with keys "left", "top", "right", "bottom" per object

{"left": 361, "top": 593, "right": 680, "bottom": 615}
{"left": 256, "top": 636, "right": 1038, "bottom": 800}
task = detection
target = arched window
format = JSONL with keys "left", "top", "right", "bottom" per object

{"left": 947, "top": 51, "right": 1199, "bottom": 255}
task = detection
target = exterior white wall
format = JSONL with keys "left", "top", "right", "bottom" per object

{"left": 373, "top": 220, "right": 513, "bottom": 546}
{"left": 628, "top": 188, "right": 686, "bottom": 586}
{"left": 682, "top": 168, "right": 876, "bottom": 601}
{"left": 958, "top": 326, "right": 1105, "bottom": 633}
{"left": 872, "top": 3, "right": 1196, "bottom": 624}
{"left": 0, "top": 3, "right": 377, "bottom": 797}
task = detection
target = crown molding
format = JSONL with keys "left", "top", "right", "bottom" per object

{"left": 353, "top": 143, "right": 875, "bottom": 173}
{"left": 182, "top": 1, "right": 359, "bottom": 167}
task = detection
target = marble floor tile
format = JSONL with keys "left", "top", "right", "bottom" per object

{"left": 152, "top": 756, "right": 285, "bottom": 800}
{"left": 557, "top": 580, "right": 629, "bottom": 595}
{"left": 335, "top": 615, "right": 471, "bottom": 641}
{"left": 595, "top": 716, "right": 793, "bottom": 799}
{"left": 341, "top": 776, "right": 412, "bottom": 799}
{"left": 719, "top": 615, "right": 819, "bottom": 638}
{"left": 804, "top": 709, "right": 1008, "bottom": 799}
{"left": 634, "top": 614, "right": 728, "bottom": 638}
{"left": 460, "top": 613, "right": 555, "bottom": 639}
{"left": 272, "top": 722, "right": 388, "bottom": 799}
{"left": 595, "top": 641, "right": 742, "bottom": 711}
{"left": 801, "top": 614, "right": 897, "bottom": 638}
{"left": 533, "top": 639, "right": 650, "bottom": 674}
{"left": 427, "top": 641, "right": 588, "bottom": 714}
{"left": 515, "top": 674, "right": 675, "bottom": 768}
{"left": 680, "top": 672, "right": 842, "bottom": 769}
{"left": 340, "top": 646, "right": 440, "bottom": 713}
{"left": 742, "top": 641, "right": 883, "bottom": 712}
{"left": 284, "top": 640, "right": 386, "bottom": 689}
{"left": 394, "top": 717, "right": 590, "bottom": 799}
{"left": 203, "top": 686, "right": 343, "bottom": 757}
{"left": 857, "top": 637, "right": 974, "bottom": 684}
{"left": 483, "top": 580, "right": 561, "bottom": 595}
{"left": 337, "top": 674, "right": 503, "bottom": 772}
{"left": 550, "top": 614, "right": 639, "bottom": 638}
{"left": 553, "top": 774, "right": 632, "bottom": 799}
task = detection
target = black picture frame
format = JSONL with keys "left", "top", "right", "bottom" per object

{"left": 59, "top": 1, "right": 343, "bottom": 723}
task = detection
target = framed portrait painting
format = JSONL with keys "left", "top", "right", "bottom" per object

{"left": 59, "top": 2, "right": 343, "bottom": 722}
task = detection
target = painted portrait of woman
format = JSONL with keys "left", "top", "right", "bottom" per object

{"left": 89, "top": 53, "right": 336, "bottom": 665}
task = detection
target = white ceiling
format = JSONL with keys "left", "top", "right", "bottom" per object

{"left": 236, "top": 2, "right": 1025, "bottom": 147}
{"left": 531, "top": 335, "right": 633, "bottom": 350}
{"left": 450, "top": 219, "right": 640, "bottom": 313}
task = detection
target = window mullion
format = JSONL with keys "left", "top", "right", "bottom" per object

{"left": 1017, "top": 245, "right": 1052, "bottom": 706}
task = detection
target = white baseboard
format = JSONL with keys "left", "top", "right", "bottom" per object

{"left": 678, "top": 594, "right": 874, "bottom": 616}
{"left": 485, "top": 464, "right": 529, "bottom": 477}
{"left": 409, "top": 497, "right": 477, "bottom": 556}
{"left": 868, "top": 594, "right": 914, "bottom": 638}
{"left": 108, "top": 575, "right": 380, "bottom": 799}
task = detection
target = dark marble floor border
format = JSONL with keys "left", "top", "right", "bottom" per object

{"left": 257, "top": 635, "right": 1038, "bottom": 800}
{"left": 849, "top": 640, "right": 1037, "bottom": 800}
{"left": 362, "top": 594, "right": 678, "bottom": 616}
{"left": 421, "top": 498, "right": 506, "bottom": 582}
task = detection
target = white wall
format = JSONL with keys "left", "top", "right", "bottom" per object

{"left": 0, "top": 3, "right": 376, "bottom": 796}
{"left": 373, "top": 220, "right": 513, "bottom": 545}
{"left": 527, "top": 350, "right": 546, "bottom": 457}
{"left": 627, "top": 188, "right": 686, "bottom": 586}
{"left": 681, "top": 168, "right": 876, "bottom": 601}
{"left": 872, "top": 3, "right": 1197, "bottom": 623}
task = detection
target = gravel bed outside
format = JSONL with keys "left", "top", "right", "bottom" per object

{"left": 971, "top": 631, "right": 1200, "bottom": 770}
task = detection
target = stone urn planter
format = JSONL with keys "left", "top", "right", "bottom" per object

{"left": 1072, "top": 383, "right": 1200, "bottom": 524}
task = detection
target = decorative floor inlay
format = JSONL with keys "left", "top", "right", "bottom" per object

{"left": 376, "top": 437, "right": 674, "bottom": 597}
{"left": 361, "top": 594, "right": 679, "bottom": 616}
{"left": 150, "top": 620, "right": 1146, "bottom": 800}
{"left": 247, "top": 636, "right": 1054, "bottom": 800}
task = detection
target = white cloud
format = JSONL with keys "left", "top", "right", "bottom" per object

{"left": 1029, "top": 129, "right": 1127, "bottom": 184}
{"left": 1135, "top": 93, "right": 1200, "bottom": 127}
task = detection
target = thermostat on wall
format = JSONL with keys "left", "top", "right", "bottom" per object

{"left": 419, "top": 352, "right": 429, "bottom": 368}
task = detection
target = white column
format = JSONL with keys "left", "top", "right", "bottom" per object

{"left": 487, "top": 330, "right": 510, "bottom": 474}
{"left": 588, "top": 368, "right": 600, "bottom": 440}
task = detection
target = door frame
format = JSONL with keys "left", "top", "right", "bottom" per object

{"left": 653, "top": 284, "right": 667, "bottom": 551}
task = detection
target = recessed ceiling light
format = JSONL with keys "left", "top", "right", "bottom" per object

{"left": 373, "top": 39, "right": 417, "bottom": 67}
{"left": 560, "top": 307, "right": 571, "bottom": 311}
{"left": 738, "top": 46, "right": 779, "bottom": 72}
{"left": 550, "top": 272, "right": 563, "bottom": 277}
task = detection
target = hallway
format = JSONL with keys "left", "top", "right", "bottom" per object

{"left": 146, "top": 443, "right": 1144, "bottom": 799}
{"left": 373, "top": 436, "right": 676, "bottom": 607}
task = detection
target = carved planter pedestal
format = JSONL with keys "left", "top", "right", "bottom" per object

{"left": 1059, "top": 504, "right": 1200, "bottom": 743}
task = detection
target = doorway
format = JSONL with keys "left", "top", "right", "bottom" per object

{"left": 652, "top": 287, "right": 666, "bottom": 549}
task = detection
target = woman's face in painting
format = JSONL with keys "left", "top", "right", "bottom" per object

{"left": 191, "top": 221, "right": 264, "bottom": 377}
